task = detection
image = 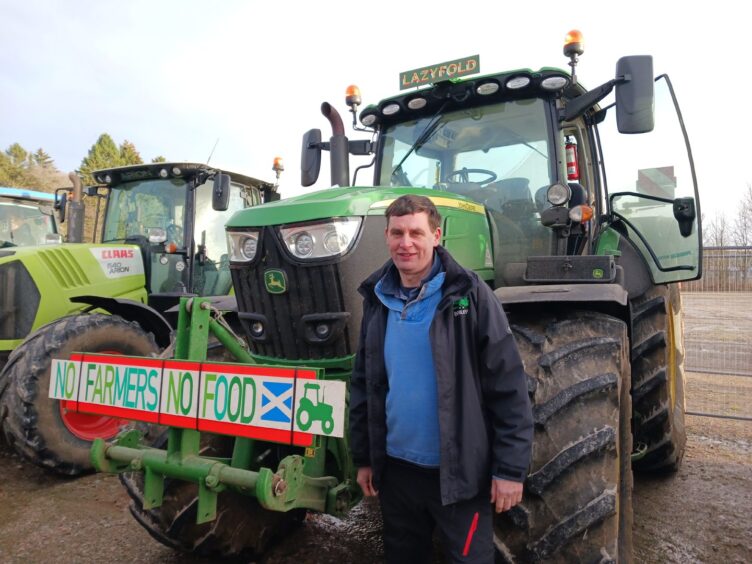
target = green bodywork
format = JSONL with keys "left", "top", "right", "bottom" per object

{"left": 0, "top": 244, "right": 147, "bottom": 352}
{"left": 91, "top": 297, "right": 356, "bottom": 520}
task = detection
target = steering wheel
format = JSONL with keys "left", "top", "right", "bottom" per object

{"left": 446, "top": 168, "right": 497, "bottom": 186}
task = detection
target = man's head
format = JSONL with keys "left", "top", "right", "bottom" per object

{"left": 384, "top": 195, "right": 442, "bottom": 286}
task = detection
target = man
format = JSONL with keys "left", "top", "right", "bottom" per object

{"left": 349, "top": 195, "right": 533, "bottom": 563}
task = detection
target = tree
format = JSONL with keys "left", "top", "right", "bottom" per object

{"left": 79, "top": 133, "right": 122, "bottom": 184}
{"left": 119, "top": 140, "right": 143, "bottom": 166}
{"left": 151, "top": 155, "right": 167, "bottom": 163}
{"left": 5, "top": 143, "right": 30, "bottom": 167}
{"left": 32, "top": 148, "right": 54, "bottom": 168}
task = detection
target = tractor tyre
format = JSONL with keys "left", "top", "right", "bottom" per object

{"left": 322, "top": 416, "right": 334, "bottom": 435}
{"left": 296, "top": 408, "right": 312, "bottom": 431}
{"left": 120, "top": 432, "right": 305, "bottom": 559}
{"left": 630, "top": 284, "right": 687, "bottom": 472}
{"left": 0, "top": 314, "right": 159, "bottom": 475}
{"left": 495, "top": 311, "right": 633, "bottom": 563}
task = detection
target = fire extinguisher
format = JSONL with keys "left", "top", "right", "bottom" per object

{"left": 565, "top": 137, "right": 579, "bottom": 181}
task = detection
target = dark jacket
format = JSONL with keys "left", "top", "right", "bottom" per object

{"left": 349, "top": 245, "right": 533, "bottom": 505}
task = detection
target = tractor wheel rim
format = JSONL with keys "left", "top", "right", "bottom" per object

{"left": 58, "top": 349, "right": 128, "bottom": 441}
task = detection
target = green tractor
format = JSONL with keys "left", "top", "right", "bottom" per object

{"left": 89, "top": 32, "right": 700, "bottom": 562}
{"left": 0, "top": 162, "right": 278, "bottom": 475}
{"left": 297, "top": 382, "right": 335, "bottom": 434}
{"left": 0, "top": 186, "right": 62, "bottom": 248}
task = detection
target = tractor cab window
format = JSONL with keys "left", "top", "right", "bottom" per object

{"left": 378, "top": 98, "right": 555, "bottom": 282}
{"left": 597, "top": 76, "right": 701, "bottom": 284}
{"left": 192, "top": 179, "right": 258, "bottom": 296}
{"left": 0, "top": 202, "right": 57, "bottom": 247}
{"left": 103, "top": 178, "right": 187, "bottom": 244}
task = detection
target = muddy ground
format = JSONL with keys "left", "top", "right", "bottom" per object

{"left": 0, "top": 413, "right": 749, "bottom": 563}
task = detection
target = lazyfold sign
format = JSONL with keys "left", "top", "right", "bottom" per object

{"left": 50, "top": 354, "right": 346, "bottom": 446}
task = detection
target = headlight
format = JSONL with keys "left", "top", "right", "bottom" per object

{"left": 279, "top": 217, "right": 362, "bottom": 260}
{"left": 227, "top": 230, "right": 260, "bottom": 262}
{"left": 547, "top": 183, "right": 571, "bottom": 206}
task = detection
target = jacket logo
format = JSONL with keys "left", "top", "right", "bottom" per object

{"left": 453, "top": 296, "right": 469, "bottom": 317}
{"left": 264, "top": 269, "right": 287, "bottom": 294}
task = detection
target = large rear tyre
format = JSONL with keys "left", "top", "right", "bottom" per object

{"left": 120, "top": 433, "right": 304, "bottom": 559}
{"left": 0, "top": 314, "right": 159, "bottom": 475}
{"left": 495, "top": 311, "right": 633, "bottom": 563}
{"left": 630, "top": 284, "right": 687, "bottom": 472}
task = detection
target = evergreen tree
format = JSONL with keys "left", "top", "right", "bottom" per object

{"left": 79, "top": 133, "right": 122, "bottom": 184}
{"left": 6, "top": 143, "right": 30, "bottom": 167}
{"left": 119, "top": 140, "right": 143, "bottom": 166}
{"left": 32, "top": 148, "right": 54, "bottom": 168}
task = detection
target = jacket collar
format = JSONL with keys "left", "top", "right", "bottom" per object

{"left": 359, "top": 246, "right": 475, "bottom": 303}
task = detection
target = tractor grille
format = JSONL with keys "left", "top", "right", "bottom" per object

{"left": 0, "top": 260, "right": 40, "bottom": 339}
{"left": 232, "top": 229, "right": 351, "bottom": 360}
{"left": 37, "top": 247, "right": 90, "bottom": 288}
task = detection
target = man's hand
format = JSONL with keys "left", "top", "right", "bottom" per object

{"left": 490, "top": 478, "right": 522, "bottom": 513}
{"left": 357, "top": 466, "right": 378, "bottom": 497}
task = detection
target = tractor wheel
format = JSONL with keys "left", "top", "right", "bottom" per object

{"left": 0, "top": 314, "right": 159, "bottom": 475}
{"left": 630, "top": 284, "right": 687, "bottom": 472}
{"left": 322, "top": 416, "right": 334, "bottom": 435}
{"left": 296, "top": 408, "right": 312, "bottom": 431}
{"left": 120, "top": 433, "right": 305, "bottom": 559}
{"left": 495, "top": 311, "right": 633, "bottom": 563}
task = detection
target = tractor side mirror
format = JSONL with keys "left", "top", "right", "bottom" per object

{"left": 212, "top": 173, "right": 231, "bottom": 211}
{"left": 673, "top": 197, "right": 696, "bottom": 237}
{"left": 615, "top": 55, "right": 655, "bottom": 134}
{"left": 301, "top": 128, "right": 322, "bottom": 187}
{"left": 55, "top": 190, "right": 68, "bottom": 223}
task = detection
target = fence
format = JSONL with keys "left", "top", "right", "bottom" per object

{"left": 682, "top": 246, "right": 752, "bottom": 421}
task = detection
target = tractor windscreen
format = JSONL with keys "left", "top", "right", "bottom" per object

{"left": 378, "top": 98, "right": 555, "bottom": 267}
{"left": 0, "top": 201, "right": 57, "bottom": 247}
{"left": 102, "top": 178, "right": 187, "bottom": 245}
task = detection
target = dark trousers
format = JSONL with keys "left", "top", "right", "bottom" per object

{"left": 379, "top": 458, "right": 494, "bottom": 564}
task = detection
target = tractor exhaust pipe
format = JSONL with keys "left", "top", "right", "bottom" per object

{"left": 321, "top": 102, "right": 350, "bottom": 187}
{"left": 67, "top": 171, "right": 85, "bottom": 243}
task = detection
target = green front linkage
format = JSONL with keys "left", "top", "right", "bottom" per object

{"left": 91, "top": 297, "right": 355, "bottom": 524}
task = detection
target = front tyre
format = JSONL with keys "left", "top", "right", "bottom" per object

{"left": 120, "top": 433, "right": 305, "bottom": 559}
{"left": 495, "top": 311, "right": 633, "bottom": 563}
{"left": 630, "top": 284, "right": 687, "bottom": 472}
{"left": 0, "top": 314, "right": 159, "bottom": 475}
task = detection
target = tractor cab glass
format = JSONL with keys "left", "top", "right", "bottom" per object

{"left": 0, "top": 201, "right": 58, "bottom": 248}
{"left": 597, "top": 76, "right": 701, "bottom": 284}
{"left": 377, "top": 98, "right": 555, "bottom": 277}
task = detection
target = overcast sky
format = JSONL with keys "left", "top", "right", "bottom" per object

{"left": 2, "top": 0, "right": 749, "bottom": 220}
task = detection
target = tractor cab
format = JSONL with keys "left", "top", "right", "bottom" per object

{"left": 0, "top": 187, "right": 61, "bottom": 248}
{"left": 93, "top": 163, "right": 277, "bottom": 312}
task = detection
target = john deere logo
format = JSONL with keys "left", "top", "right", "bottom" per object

{"left": 264, "top": 269, "right": 287, "bottom": 294}
{"left": 592, "top": 268, "right": 604, "bottom": 279}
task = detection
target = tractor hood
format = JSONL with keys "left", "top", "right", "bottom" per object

{"left": 225, "top": 185, "right": 483, "bottom": 228}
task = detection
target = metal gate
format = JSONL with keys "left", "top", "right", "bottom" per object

{"left": 682, "top": 247, "right": 752, "bottom": 421}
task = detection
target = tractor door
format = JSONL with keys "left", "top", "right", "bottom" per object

{"left": 596, "top": 75, "right": 701, "bottom": 283}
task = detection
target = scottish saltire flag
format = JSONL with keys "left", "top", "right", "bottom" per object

{"left": 260, "top": 381, "right": 293, "bottom": 423}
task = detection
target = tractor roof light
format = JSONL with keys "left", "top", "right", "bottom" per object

{"left": 407, "top": 96, "right": 427, "bottom": 110}
{"left": 563, "top": 29, "right": 584, "bottom": 57}
{"left": 541, "top": 76, "right": 570, "bottom": 91}
{"left": 360, "top": 107, "right": 380, "bottom": 127}
{"left": 345, "top": 85, "right": 362, "bottom": 109}
{"left": 547, "top": 183, "right": 571, "bottom": 206}
{"left": 273, "top": 156, "right": 285, "bottom": 173}
{"left": 476, "top": 81, "right": 500, "bottom": 96}
{"left": 564, "top": 29, "right": 584, "bottom": 85}
{"left": 381, "top": 102, "right": 401, "bottom": 116}
{"left": 506, "top": 75, "right": 531, "bottom": 90}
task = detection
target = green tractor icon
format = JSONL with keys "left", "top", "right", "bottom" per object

{"left": 296, "top": 383, "right": 334, "bottom": 435}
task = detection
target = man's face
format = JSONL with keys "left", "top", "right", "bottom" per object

{"left": 385, "top": 212, "right": 441, "bottom": 283}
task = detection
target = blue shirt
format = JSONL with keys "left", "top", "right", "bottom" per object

{"left": 374, "top": 254, "right": 445, "bottom": 467}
